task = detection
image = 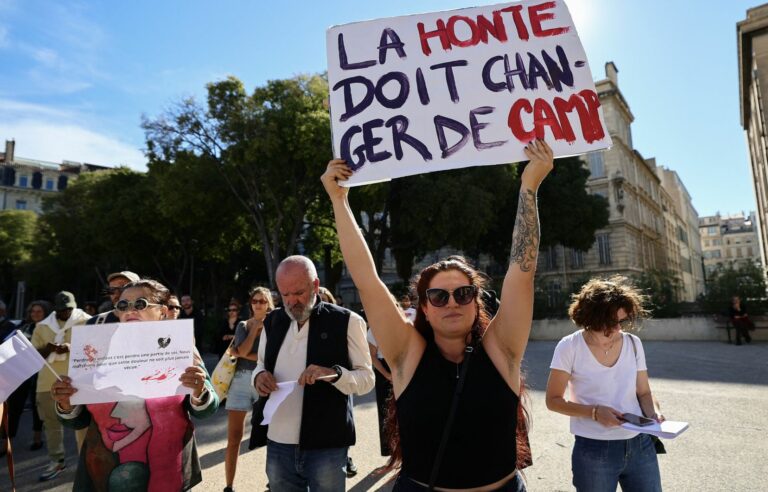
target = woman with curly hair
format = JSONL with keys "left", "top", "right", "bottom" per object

{"left": 546, "top": 276, "right": 664, "bottom": 491}
{"left": 322, "top": 139, "right": 554, "bottom": 491}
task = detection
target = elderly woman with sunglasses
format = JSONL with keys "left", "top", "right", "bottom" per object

{"left": 545, "top": 276, "right": 664, "bottom": 492}
{"left": 321, "top": 140, "right": 554, "bottom": 491}
{"left": 223, "top": 286, "right": 273, "bottom": 492}
{"left": 50, "top": 279, "right": 219, "bottom": 492}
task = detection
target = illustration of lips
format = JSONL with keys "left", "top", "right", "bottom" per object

{"left": 106, "top": 423, "right": 133, "bottom": 443}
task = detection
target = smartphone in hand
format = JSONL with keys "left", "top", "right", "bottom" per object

{"left": 622, "top": 413, "right": 655, "bottom": 426}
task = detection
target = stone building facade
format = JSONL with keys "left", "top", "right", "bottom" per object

{"left": 535, "top": 62, "right": 704, "bottom": 306}
{"left": 0, "top": 140, "right": 109, "bottom": 213}
{"left": 699, "top": 212, "right": 761, "bottom": 276}
{"left": 738, "top": 5, "right": 768, "bottom": 271}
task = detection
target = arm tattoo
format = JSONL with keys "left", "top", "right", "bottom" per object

{"left": 509, "top": 189, "right": 539, "bottom": 272}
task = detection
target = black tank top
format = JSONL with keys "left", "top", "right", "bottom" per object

{"left": 396, "top": 339, "right": 519, "bottom": 488}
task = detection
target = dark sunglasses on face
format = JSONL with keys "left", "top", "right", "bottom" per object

{"left": 251, "top": 299, "right": 268, "bottom": 305}
{"left": 227, "top": 308, "right": 239, "bottom": 312}
{"left": 424, "top": 285, "right": 478, "bottom": 308}
{"left": 617, "top": 317, "right": 633, "bottom": 330}
{"left": 167, "top": 305, "right": 181, "bottom": 311}
{"left": 115, "top": 298, "right": 163, "bottom": 312}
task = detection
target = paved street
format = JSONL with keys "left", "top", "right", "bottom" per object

{"left": 2, "top": 340, "right": 767, "bottom": 491}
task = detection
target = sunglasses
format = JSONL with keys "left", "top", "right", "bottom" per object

{"left": 424, "top": 285, "right": 477, "bottom": 307}
{"left": 167, "top": 305, "right": 181, "bottom": 311}
{"left": 227, "top": 308, "right": 239, "bottom": 312}
{"left": 103, "top": 286, "right": 124, "bottom": 295}
{"left": 115, "top": 298, "right": 163, "bottom": 312}
{"left": 251, "top": 299, "right": 268, "bottom": 305}
{"left": 617, "top": 317, "right": 633, "bottom": 330}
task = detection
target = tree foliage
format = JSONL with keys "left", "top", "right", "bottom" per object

{"left": 703, "top": 262, "right": 767, "bottom": 314}
{"left": 0, "top": 210, "right": 37, "bottom": 303}
{"left": 634, "top": 269, "right": 683, "bottom": 317}
{"left": 143, "top": 74, "right": 332, "bottom": 287}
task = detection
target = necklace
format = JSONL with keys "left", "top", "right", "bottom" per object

{"left": 590, "top": 332, "right": 618, "bottom": 357}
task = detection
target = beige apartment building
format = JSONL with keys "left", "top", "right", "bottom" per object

{"left": 699, "top": 212, "right": 761, "bottom": 276}
{"left": 738, "top": 5, "right": 768, "bottom": 271}
{"left": 535, "top": 63, "right": 705, "bottom": 305}
{"left": 0, "top": 140, "right": 108, "bottom": 213}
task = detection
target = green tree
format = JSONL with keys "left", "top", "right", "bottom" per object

{"left": 634, "top": 269, "right": 683, "bottom": 317}
{"left": 0, "top": 210, "right": 37, "bottom": 305}
{"left": 703, "top": 262, "right": 767, "bottom": 314}
{"left": 143, "top": 74, "right": 333, "bottom": 287}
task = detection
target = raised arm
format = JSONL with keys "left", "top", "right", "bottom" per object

{"left": 486, "top": 140, "right": 553, "bottom": 362}
{"left": 321, "top": 160, "right": 417, "bottom": 370}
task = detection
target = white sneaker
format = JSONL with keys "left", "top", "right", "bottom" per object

{"left": 39, "top": 460, "right": 66, "bottom": 481}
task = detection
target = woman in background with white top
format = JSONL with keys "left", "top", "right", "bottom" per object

{"left": 545, "top": 276, "right": 664, "bottom": 492}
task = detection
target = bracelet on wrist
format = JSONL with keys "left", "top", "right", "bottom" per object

{"left": 592, "top": 405, "right": 599, "bottom": 421}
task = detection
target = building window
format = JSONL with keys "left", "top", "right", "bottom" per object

{"left": 587, "top": 152, "right": 605, "bottom": 178}
{"left": 45, "top": 178, "right": 54, "bottom": 190}
{"left": 597, "top": 234, "right": 612, "bottom": 265}
{"left": 713, "top": 238, "right": 722, "bottom": 246}
{"left": 544, "top": 246, "right": 558, "bottom": 270}
{"left": 18, "top": 175, "right": 28, "bottom": 187}
{"left": 571, "top": 249, "right": 584, "bottom": 269}
{"left": 546, "top": 282, "right": 562, "bottom": 308}
{"left": 707, "top": 226, "right": 717, "bottom": 235}
{"left": 15, "top": 200, "right": 27, "bottom": 210}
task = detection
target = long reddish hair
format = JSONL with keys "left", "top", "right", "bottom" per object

{"left": 384, "top": 257, "right": 532, "bottom": 471}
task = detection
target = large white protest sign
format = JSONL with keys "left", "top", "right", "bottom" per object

{"left": 68, "top": 319, "right": 195, "bottom": 404}
{"left": 327, "top": 0, "right": 611, "bottom": 186}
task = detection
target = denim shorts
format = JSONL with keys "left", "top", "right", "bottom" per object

{"left": 225, "top": 369, "right": 259, "bottom": 411}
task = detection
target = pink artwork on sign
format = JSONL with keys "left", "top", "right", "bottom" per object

{"left": 83, "top": 344, "right": 98, "bottom": 364}
{"left": 141, "top": 367, "right": 176, "bottom": 383}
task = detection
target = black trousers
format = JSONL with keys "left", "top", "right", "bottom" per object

{"left": 733, "top": 318, "right": 753, "bottom": 344}
{"left": 374, "top": 359, "right": 393, "bottom": 456}
{"left": 393, "top": 472, "right": 526, "bottom": 491}
{"left": 2, "top": 376, "right": 42, "bottom": 438}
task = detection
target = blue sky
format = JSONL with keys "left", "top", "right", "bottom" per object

{"left": 0, "top": 0, "right": 758, "bottom": 217}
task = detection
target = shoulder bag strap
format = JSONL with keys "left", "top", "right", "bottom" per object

{"left": 428, "top": 344, "right": 476, "bottom": 491}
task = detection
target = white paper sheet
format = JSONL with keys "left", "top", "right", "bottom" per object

{"left": 68, "top": 319, "right": 195, "bottom": 404}
{"left": 261, "top": 381, "right": 298, "bottom": 425}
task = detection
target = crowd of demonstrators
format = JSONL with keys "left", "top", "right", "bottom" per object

{"left": 546, "top": 277, "right": 665, "bottom": 491}
{"left": 321, "top": 139, "right": 554, "bottom": 491}
{"left": 218, "top": 299, "right": 245, "bottom": 357}
{"left": 0, "top": 140, "right": 682, "bottom": 492}
{"left": 51, "top": 279, "right": 219, "bottom": 491}
{"left": 223, "top": 286, "right": 272, "bottom": 492}
{"left": 252, "top": 256, "right": 374, "bottom": 491}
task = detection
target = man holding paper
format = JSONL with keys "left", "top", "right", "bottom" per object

{"left": 31, "top": 290, "right": 90, "bottom": 481}
{"left": 252, "top": 256, "right": 374, "bottom": 492}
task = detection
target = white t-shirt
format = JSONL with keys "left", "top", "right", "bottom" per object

{"left": 366, "top": 329, "right": 385, "bottom": 359}
{"left": 549, "top": 330, "right": 647, "bottom": 440}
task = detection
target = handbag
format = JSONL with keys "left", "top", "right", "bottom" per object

{"left": 627, "top": 335, "right": 666, "bottom": 455}
{"left": 210, "top": 341, "right": 237, "bottom": 401}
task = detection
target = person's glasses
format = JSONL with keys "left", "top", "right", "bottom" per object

{"left": 115, "top": 298, "right": 163, "bottom": 312}
{"left": 103, "top": 286, "right": 124, "bottom": 295}
{"left": 227, "top": 308, "right": 239, "bottom": 312}
{"left": 251, "top": 299, "right": 268, "bottom": 305}
{"left": 617, "top": 317, "right": 633, "bottom": 330}
{"left": 424, "top": 285, "right": 477, "bottom": 307}
{"left": 167, "top": 305, "right": 181, "bottom": 311}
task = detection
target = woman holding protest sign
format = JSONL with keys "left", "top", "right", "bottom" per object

{"left": 50, "top": 279, "right": 219, "bottom": 492}
{"left": 545, "top": 276, "right": 664, "bottom": 491}
{"left": 321, "top": 139, "right": 554, "bottom": 491}
{"left": 223, "top": 286, "right": 273, "bottom": 492}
